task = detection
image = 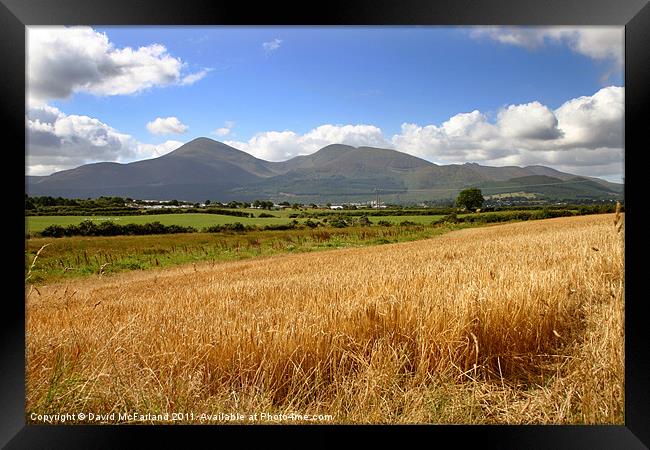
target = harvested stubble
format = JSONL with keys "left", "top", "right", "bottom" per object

{"left": 26, "top": 214, "right": 624, "bottom": 424}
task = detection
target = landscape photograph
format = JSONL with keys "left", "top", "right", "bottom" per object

{"left": 25, "top": 25, "right": 625, "bottom": 424}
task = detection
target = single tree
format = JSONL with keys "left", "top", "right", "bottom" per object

{"left": 456, "top": 188, "right": 484, "bottom": 211}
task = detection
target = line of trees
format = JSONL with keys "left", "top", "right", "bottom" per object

{"left": 25, "top": 195, "right": 131, "bottom": 210}
{"left": 252, "top": 200, "right": 274, "bottom": 209}
{"left": 40, "top": 221, "right": 196, "bottom": 238}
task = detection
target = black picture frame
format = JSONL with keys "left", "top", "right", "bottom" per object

{"left": 4, "top": 0, "right": 648, "bottom": 447}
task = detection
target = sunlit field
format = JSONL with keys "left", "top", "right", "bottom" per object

{"left": 25, "top": 213, "right": 294, "bottom": 233}
{"left": 25, "top": 214, "right": 624, "bottom": 424}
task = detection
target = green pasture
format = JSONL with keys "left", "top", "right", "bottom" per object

{"left": 25, "top": 213, "right": 295, "bottom": 233}
{"left": 25, "top": 212, "right": 451, "bottom": 232}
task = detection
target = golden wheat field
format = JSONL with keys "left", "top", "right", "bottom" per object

{"left": 25, "top": 214, "right": 624, "bottom": 424}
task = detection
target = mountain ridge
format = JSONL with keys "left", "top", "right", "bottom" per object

{"left": 26, "top": 137, "right": 623, "bottom": 203}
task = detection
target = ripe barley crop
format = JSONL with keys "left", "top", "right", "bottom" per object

{"left": 25, "top": 214, "right": 624, "bottom": 424}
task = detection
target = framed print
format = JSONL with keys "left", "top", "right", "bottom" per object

{"left": 3, "top": 0, "right": 649, "bottom": 447}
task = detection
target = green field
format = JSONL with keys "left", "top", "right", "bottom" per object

{"left": 25, "top": 212, "right": 448, "bottom": 233}
{"left": 25, "top": 213, "right": 297, "bottom": 233}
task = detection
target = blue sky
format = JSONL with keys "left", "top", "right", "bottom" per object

{"left": 27, "top": 26, "right": 625, "bottom": 181}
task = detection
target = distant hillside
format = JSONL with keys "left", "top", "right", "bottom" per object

{"left": 26, "top": 137, "right": 623, "bottom": 203}
{"left": 523, "top": 166, "right": 623, "bottom": 193}
{"left": 26, "top": 175, "right": 44, "bottom": 186}
{"left": 475, "top": 175, "right": 621, "bottom": 200}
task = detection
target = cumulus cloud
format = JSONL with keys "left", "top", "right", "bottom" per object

{"left": 497, "top": 102, "right": 563, "bottom": 140}
{"left": 27, "top": 26, "right": 207, "bottom": 104}
{"left": 389, "top": 111, "right": 522, "bottom": 163}
{"left": 227, "top": 131, "right": 301, "bottom": 161}
{"left": 224, "top": 86, "right": 623, "bottom": 181}
{"left": 226, "top": 124, "right": 390, "bottom": 161}
{"left": 26, "top": 105, "right": 182, "bottom": 175}
{"left": 553, "top": 85, "right": 624, "bottom": 149}
{"left": 391, "top": 115, "right": 513, "bottom": 163}
{"left": 262, "top": 38, "right": 283, "bottom": 54}
{"left": 211, "top": 121, "right": 236, "bottom": 137}
{"left": 468, "top": 26, "right": 623, "bottom": 66}
{"left": 146, "top": 117, "right": 188, "bottom": 135}
{"left": 388, "top": 86, "right": 623, "bottom": 180}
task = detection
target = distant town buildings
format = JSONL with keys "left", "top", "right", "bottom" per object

{"left": 121, "top": 198, "right": 400, "bottom": 210}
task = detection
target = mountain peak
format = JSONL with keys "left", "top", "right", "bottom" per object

{"left": 167, "top": 137, "right": 240, "bottom": 157}
{"left": 186, "top": 137, "right": 220, "bottom": 145}
{"left": 317, "top": 143, "right": 356, "bottom": 153}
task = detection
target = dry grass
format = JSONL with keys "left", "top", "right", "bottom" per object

{"left": 25, "top": 214, "right": 624, "bottom": 424}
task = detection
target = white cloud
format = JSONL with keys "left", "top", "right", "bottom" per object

{"left": 27, "top": 26, "right": 207, "bottom": 104}
{"left": 180, "top": 68, "right": 212, "bottom": 86}
{"left": 227, "top": 131, "right": 300, "bottom": 161}
{"left": 497, "top": 102, "right": 562, "bottom": 140}
{"left": 27, "top": 104, "right": 136, "bottom": 173}
{"left": 563, "top": 28, "right": 624, "bottom": 65}
{"left": 389, "top": 86, "right": 624, "bottom": 180}
{"left": 211, "top": 121, "right": 236, "bottom": 137}
{"left": 553, "top": 85, "right": 624, "bottom": 149}
{"left": 134, "top": 140, "right": 185, "bottom": 159}
{"left": 146, "top": 117, "right": 188, "bottom": 135}
{"left": 226, "top": 124, "right": 389, "bottom": 161}
{"left": 303, "top": 124, "right": 389, "bottom": 150}
{"left": 262, "top": 38, "right": 283, "bottom": 54}
{"left": 391, "top": 112, "right": 510, "bottom": 162}
{"left": 26, "top": 105, "right": 183, "bottom": 175}
{"left": 468, "top": 26, "right": 623, "bottom": 66}
{"left": 394, "top": 128, "right": 513, "bottom": 162}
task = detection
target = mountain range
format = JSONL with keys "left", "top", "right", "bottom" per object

{"left": 26, "top": 137, "right": 623, "bottom": 204}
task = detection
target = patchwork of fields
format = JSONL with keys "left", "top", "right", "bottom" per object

{"left": 25, "top": 214, "right": 624, "bottom": 424}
